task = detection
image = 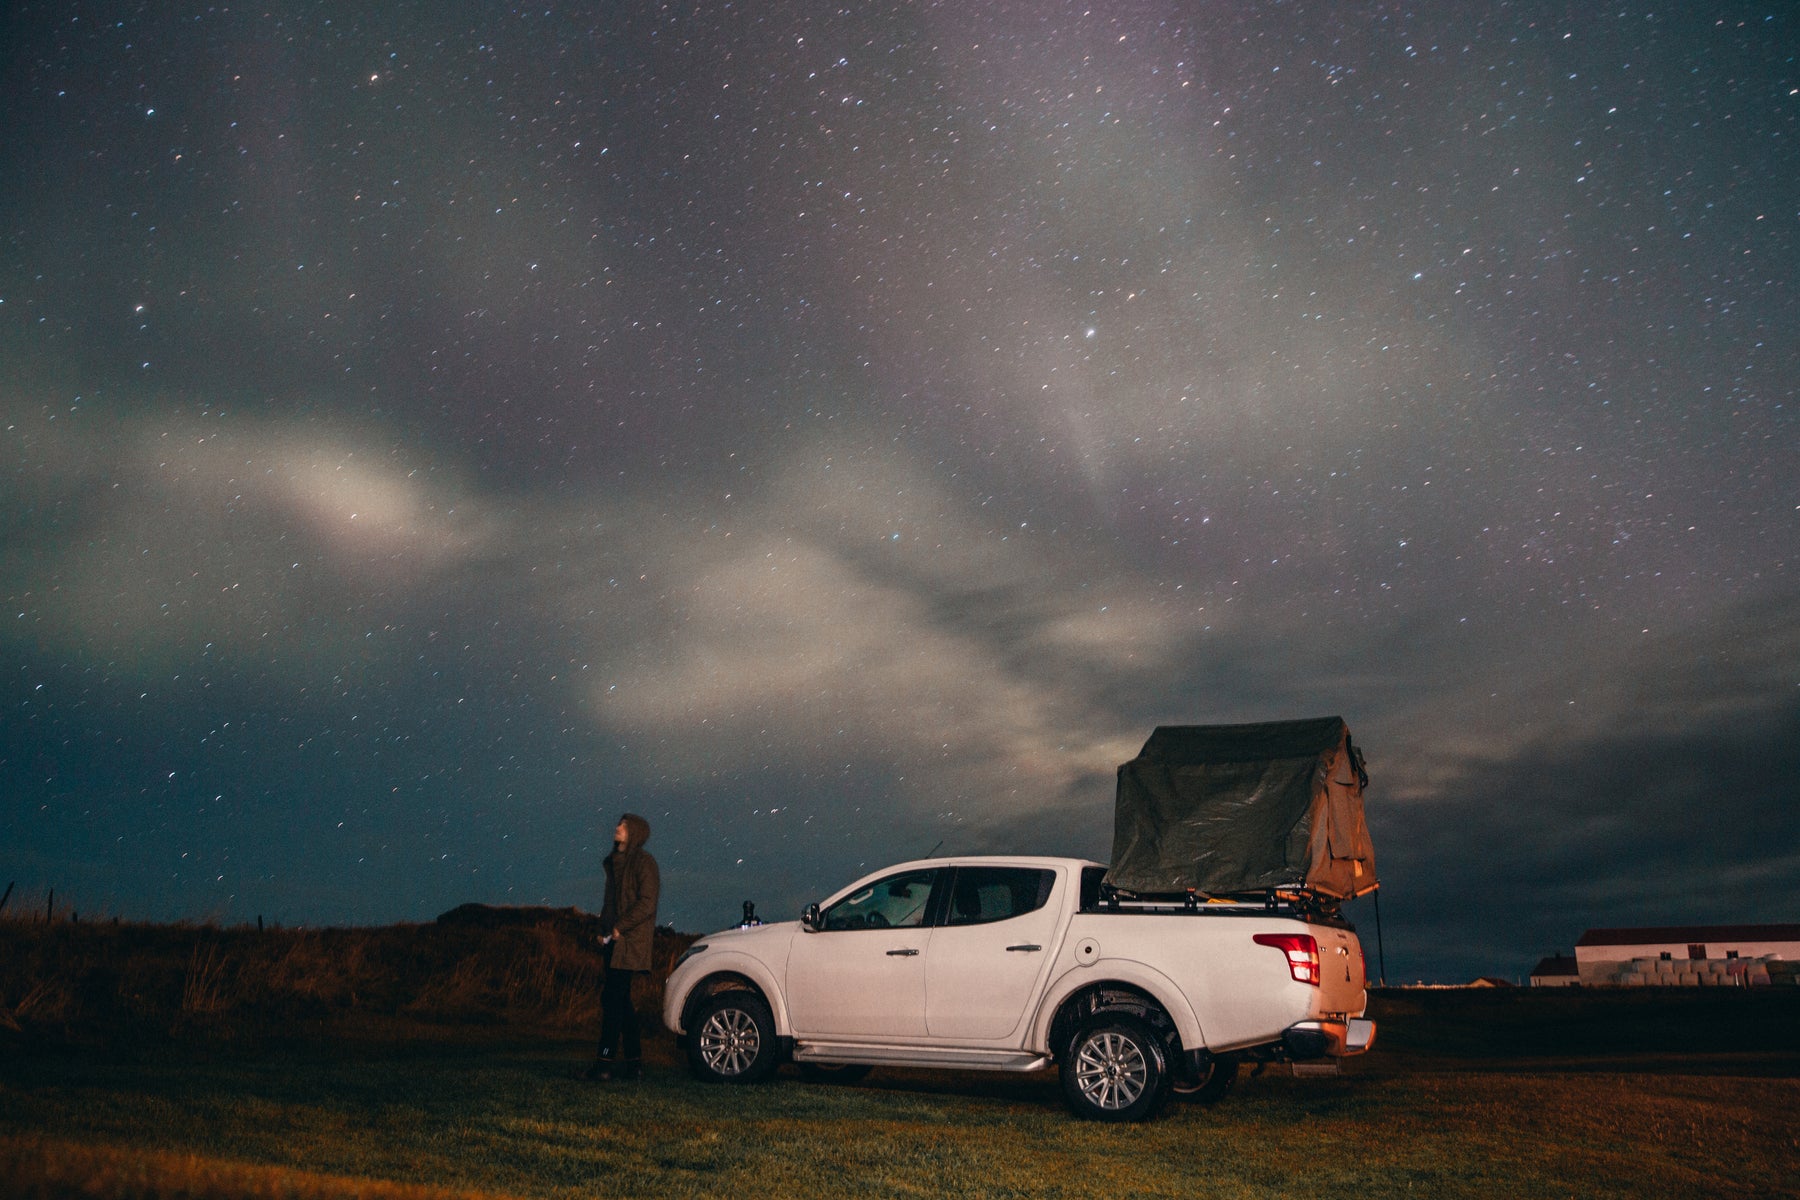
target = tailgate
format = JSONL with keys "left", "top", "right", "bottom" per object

{"left": 1312, "top": 923, "right": 1368, "bottom": 1014}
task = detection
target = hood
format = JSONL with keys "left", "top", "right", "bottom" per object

{"left": 619, "top": 812, "right": 652, "bottom": 849}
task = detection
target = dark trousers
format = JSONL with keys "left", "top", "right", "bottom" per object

{"left": 597, "top": 960, "right": 645, "bottom": 1063}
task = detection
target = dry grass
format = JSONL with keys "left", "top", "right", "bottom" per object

{"left": 0, "top": 908, "right": 695, "bottom": 1049}
{"left": 2, "top": 1042, "right": 1795, "bottom": 1199}
{"left": 0, "top": 1135, "right": 513, "bottom": 1200}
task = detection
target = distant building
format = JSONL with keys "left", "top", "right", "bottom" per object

{"left": 1529, "top": 954, "right": 1579, "bottom": 987}
{"left": 1572, "top": 924, "right": 1800, "bottom": 988}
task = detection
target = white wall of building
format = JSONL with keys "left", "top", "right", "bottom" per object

{"left": 1573, "top": 935, "right": 1799, "bottom": 987}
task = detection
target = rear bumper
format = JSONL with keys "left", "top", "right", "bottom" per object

{"left": 1283, "top": 1017, "right": 1377, "bottom": 1059}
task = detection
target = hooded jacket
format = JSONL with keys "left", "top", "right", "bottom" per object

{"left": 600, "top": 812, "right": 660, "bottom": 972}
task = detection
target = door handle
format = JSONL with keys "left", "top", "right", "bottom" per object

{"left": 886, "top": 948, "right": 919, "bottom": 956}
{"left": 1006, "top": 944, "right": 1043, "bottom": 953}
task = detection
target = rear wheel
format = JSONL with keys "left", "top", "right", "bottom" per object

{"left": 1060, "top": 1014, "right": 1171, "bottom": 1122}
{"left": 1174, "top": 1054, "right": 1238, "bottom": 1104}
{"left": 687, "top": 991, "right": 780, "bottom": 1084}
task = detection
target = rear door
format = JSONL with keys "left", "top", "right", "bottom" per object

{"left": 924, "top": 865, "right": 1063, "bottom": 1041}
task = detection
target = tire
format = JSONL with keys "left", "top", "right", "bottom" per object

{"left": 687, "top": 991, "right": 780, "bottom": 1084}
{"left": 1060, "top": 1014, "right": 1171, "bottom": 1122}
{"left": 798, "top": 1062, "right": 872, "bottom": 1085}
{"left": 1174, "top": 1055, "right": 1237, "bottom": 1104}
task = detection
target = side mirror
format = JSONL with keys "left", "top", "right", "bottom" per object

{"left": 802, "top": 903, "right": 822, "bottom": 932}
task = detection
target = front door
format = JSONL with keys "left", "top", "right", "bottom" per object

{"left": 785, "top": 867, "right": 940, "bottom": 1039}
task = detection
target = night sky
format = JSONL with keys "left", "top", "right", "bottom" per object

{"left": 3, "top": 2, "right": 1795, "bottom": 984}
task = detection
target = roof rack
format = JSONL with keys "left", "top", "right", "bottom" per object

{"left": 1088, "top": 881, "right": 1342, "bottom": 919}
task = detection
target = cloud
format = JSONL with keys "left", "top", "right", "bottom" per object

{"left": 1368, "top": 592, "right": 1800, "bottom": 977}
{"left": 7, "top": 390, "right": 1792, "bottom": 972}
{"left": 585, "top": 443, "right": 1165, "bottom": 825}
{"left": 0, "top": 401, "right": 503, "bottom": 679}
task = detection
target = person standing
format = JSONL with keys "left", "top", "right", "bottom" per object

{"left": 584, "top": 812, "right": 659, "bottom": 1081}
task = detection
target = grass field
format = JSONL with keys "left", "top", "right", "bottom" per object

{"left": 3, "top": 917, "right": 1797, "bottom": 1198}
{"left": 5, "top": 990, "right": 1799, "bottom": 1200}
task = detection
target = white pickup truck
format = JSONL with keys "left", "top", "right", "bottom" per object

{"left": 661, "top": 854, "right": 1375, "bottom": 1120}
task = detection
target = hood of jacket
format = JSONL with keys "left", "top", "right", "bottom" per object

{"left": 617, "top": 812, "right": 651, "bottom": 850}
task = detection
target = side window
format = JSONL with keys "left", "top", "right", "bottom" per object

{"left": 1080, "top": 865, "right": 1108, "bottom": 910}
{"left": 945, "top": 867, "right": 1055, "bottom": 927}
{"left": 823, "top": 868, "right": 940, "bottom": 931}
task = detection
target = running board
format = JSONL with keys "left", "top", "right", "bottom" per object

{"left": 793, "top": 1043, "right": 1051, "bottom": 1072}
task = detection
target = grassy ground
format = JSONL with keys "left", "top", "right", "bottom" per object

{"left": 3, "top": 916, "right": 1797, "bottom": 1198}
{"left": 4, "top": 999, "right": 1798, "bottom": 1200}
{"left": 1365, "top": 986, "right": 1800, "bottom": 1075}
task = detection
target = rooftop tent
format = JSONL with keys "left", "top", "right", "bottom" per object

{"left": 1105, "top": 717, "right": 1378, "bottom": 899}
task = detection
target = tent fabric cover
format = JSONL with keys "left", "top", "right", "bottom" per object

{"left": 1105, "top": 716, "right": 1378, "bottom": 899}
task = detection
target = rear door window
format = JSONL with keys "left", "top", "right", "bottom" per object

{"left": 944, "top": 866, "right": 1055, "bottom": 926}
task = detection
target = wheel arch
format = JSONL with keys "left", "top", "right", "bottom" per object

{"left": 672, "top": 958, "right": 790, "bottom": 1037}
{"left": 1035, "top": 965, "right": 1204, "bottom": 1058}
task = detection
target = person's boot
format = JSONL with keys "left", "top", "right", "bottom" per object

{"left": 579, "top": 1051, "right": 615, "bottom": 1082}
{"left": 615, "top": 1059, "right": 642, "bottom": 1081}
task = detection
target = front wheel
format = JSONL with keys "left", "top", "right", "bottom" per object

{"left": 687, "top": 991, "right": 780, "bottom": 1084}
{"left": 1060, "top": 1014, "right": 1171, "bottom": 1122}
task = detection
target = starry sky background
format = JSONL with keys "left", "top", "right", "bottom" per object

{"left": 3, "top": 2, "right": 1795, "bottom": 983}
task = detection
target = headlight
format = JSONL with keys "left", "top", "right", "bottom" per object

{"left": 673, "top": 942, "right": 709, "bottom": 968}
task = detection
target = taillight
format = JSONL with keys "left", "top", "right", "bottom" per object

{"left": 1253, "top": 932, "right": 1320, "bottom": 986}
